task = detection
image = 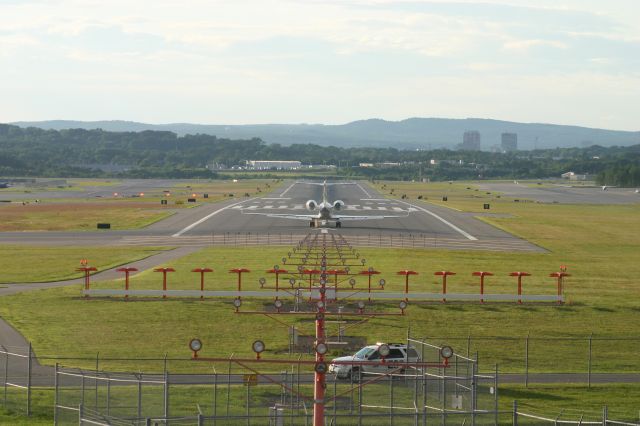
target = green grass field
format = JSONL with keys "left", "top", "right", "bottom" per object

{"left": 0, "top": 246, "right": 165, "bottom": 283}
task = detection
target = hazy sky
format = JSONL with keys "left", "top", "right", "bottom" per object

{"left": 1, "top": 0, "right": 639, "bottom": 130}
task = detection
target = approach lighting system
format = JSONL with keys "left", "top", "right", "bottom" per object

{"left": 349, "top": 278, "right": 356, "bottom": 287}
{"left": 274, "top": 299, "right": 283, "bottom": 310}
{"left": 357, "top": 301, "right": 365, "bottom": 311}
{"left": 315, "top": 343, "right": 328, "bottom": 355}
{"left": 440, "top": 346, "right": 454, "bottom": 359}
{"left": 273, "top": 265, "right": 279, "bottom": 271}
{"left": 379, "top": 279, "right": 386, "bottom": 287}
{"left": 259, "top": 277, "right": 266, "bottom": 287}
{"left": 361, "top": 259, "right": 366, "bottom": 265}
{"left": 189, "top": 338, "right": 202, "bottom": 358}
{"left": 289, "top": 278, "right": 296, "bottom": 287}
{"left": 378, "top": 344, "right": 391, "bottom": 358}
{"left": 252, "top": 340, "right": 265, "bottom": 359}
{"left": 316, "top": 301, "right": 325, "bottom": 310}
{"left": 399, "top": 301, "right": 408, "bottom": 311}
{"left": 282, "top": 257, "right": 287, "bottom": 264}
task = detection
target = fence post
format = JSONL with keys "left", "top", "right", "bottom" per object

{"left": 2, "top": 345, "right": 7, "bottom": 408}
{"left": 95, "top": 353, "right": 99, "bottom": 410}
{"left": 525, "top": 333, "right": 529, "bottom": 388}
{"left": 27, "top": 342, "right": 32, "bottom": 416}
{"left": 78, "top": 403, "right": 83, "bottom": 425}
{"left": 137, "top": 373, "right": 142, "bottom": 421}
{"left": 494, "top": 364, "right": 499, "bottom": 426}
{"left": 513, "top": 400, "right": 518, "bottom": 426}
{"left": 602, "top": 405, "right": 607, "bottom": 426}
{"left": 588, "top": 334, "right": 593, "bottom": 388}
{"left": 164, "top": 368, "right": 169, "bottom": 421}
{"left": 54, "top": 363, "right": 59, "bottom": 426}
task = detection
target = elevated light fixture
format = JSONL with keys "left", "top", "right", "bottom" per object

{"left": 233, "top": 298, "right": 242, "bottom": 310}
{"left": 252, "top": 340, "right": 265, "bottom": 359}
{"left": 349, "top": 278, "right": 356, "bottom": 288}
{"left": 315, "top": 362, "right": 328, "bottom": 374}
{"left": 315, "top": 343, "right": 328, "bottom": 355}
{"left": 259, "top": 277, "right": 266, "bottom": 287}
{"left": 274, "top": 299, "right": 284, "bottom": 310}
{"left": 379, "top": 279, "right": 386, "bottom": 288}
{"left": 289, "top": 278, "right": 296, "bottom": 287}
{"left": 189, "top": 338, "right": 202, "bottom": 358}
{"left": 378, "top": 344, "right": 391, "bottom": 358}
{"left": 440, "top": 346, "right": 454, "bottom": 360}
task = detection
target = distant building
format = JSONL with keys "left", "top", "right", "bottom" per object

{"left": 430, "top": 159, "right": 464, "bottom": 166}
{"left": 461, "top": 131, "right": 481, "bottom": 151}
{"left": 359, "top": 163, "right": 374, "bottom": 168}
{"left": 247, "top": 160, "right": 301, "bottom": 170}
{"left": 501, "top": 133, "right": 518, "bottom": 152}
{"left": 561, "top": 171, "right": 592, "bottom": 181}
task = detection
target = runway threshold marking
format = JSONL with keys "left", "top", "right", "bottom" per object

{"left": 172, "top": 198, "right": 257, "bottom": 237}
{"left": 396, "top": 200, "right": 478, "bottom": 241}
{"left": 279, "top": 182, "right": 297, "bottom": 197}
{"left": 356, "top": 183, "right": 372, "bottom": 198}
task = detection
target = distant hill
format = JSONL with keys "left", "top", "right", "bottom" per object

{"left": 11, "top": 118, "right": 640, "bottom": 150}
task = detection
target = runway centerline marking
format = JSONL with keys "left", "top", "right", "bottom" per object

{"left": 396, "top": 199, "right": 478, "bottom": 241}
{"left": 172, "top": 197, "right": 257, "bottom": 237}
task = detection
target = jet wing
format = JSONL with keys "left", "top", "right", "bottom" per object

{"left": 336, "top": 214, "right": 409, "bottom": 221}
{"left": 241, "top": 212, "right": 315, "bottom": 221}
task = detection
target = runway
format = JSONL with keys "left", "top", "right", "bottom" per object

{"left": 477, "top": 182, "right": 640, "bottom": 204}
{"left": 0, "top": 180, "right": 543, "bottom": 252}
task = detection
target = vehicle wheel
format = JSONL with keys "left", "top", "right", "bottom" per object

{"left": 310, "top": 221, "right": 315, "bottom": 228}
{"left": 350, "top": 368, "right": 361, "bottom": 382}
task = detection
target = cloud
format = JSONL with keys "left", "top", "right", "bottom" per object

{"left": 502, "top": 39, "right": 569, "bottom": 51}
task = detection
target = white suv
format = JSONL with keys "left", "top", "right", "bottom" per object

{"left": 329, "top": 343, "right": 420, "bottom": 380}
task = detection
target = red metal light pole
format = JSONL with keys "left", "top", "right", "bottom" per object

{"left": 472, "top": 271, "right": 493, "bottom": 304}
{"left": 313, "top": 266, "right": 328, "bottom": 426}
{"left": 549, "top": 271, "right": 570, "bottom": 305}
{"left": 509, "top": 272, "right": 531, "bottom": 304}
{"left": 192, "top": 268, "right": 213, "bottom": 300}
{"left": 76, "top": 265, "right": 97, "bottom": 297}
{"left": 266, "top": 268, "right": 289, "bottom": 300}
{"left": 154, "top": 267, "right": 176, "bottom": 299}
{"left": 230, "top": 268, "right": 250, "bottom": 299}
{"left": 116, "top": 267, "right": 138, "bottom": 299}
{"left": 434, "top": 271, "right": 456, "bottom": 303}
{"left": 397, "top": 270, "right": 418, "bottom": 302}
{"left": 359, "top": 269, "right": 380, "bottom": 302}
{"left": 326, "top": 269, "right": 346, "bottom": 295}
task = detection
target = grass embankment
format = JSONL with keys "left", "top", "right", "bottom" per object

{"left": 0, "top": 246, "right": 165, "bottom": 283}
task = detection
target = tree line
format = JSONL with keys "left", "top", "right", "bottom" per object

{"left": 0, "top": 123, "right": 639, "bottom": 184}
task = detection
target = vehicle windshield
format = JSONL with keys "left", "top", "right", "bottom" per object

{"left": 354, "top": 347, "right": 376, "bottom": 359}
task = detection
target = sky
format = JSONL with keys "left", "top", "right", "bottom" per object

{"left": 1, "top": 0, "right": 639, "bottom": 130}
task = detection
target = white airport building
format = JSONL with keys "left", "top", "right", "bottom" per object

{"left": 246, "top": 160, "right": 302, "bottom": 170}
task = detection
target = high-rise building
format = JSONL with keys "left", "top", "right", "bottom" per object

{"left": 461, "top": 131, "right": 481, "bottom": 151}
{"left": 501, "top": 133, "right": 518, "bottom": 152}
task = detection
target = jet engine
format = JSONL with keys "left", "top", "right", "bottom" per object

{"left": 306, "top": 200, "right": 318, "bottom": 211}
{"left": 332, "top": 200, "right": 345, "bottom": 211}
